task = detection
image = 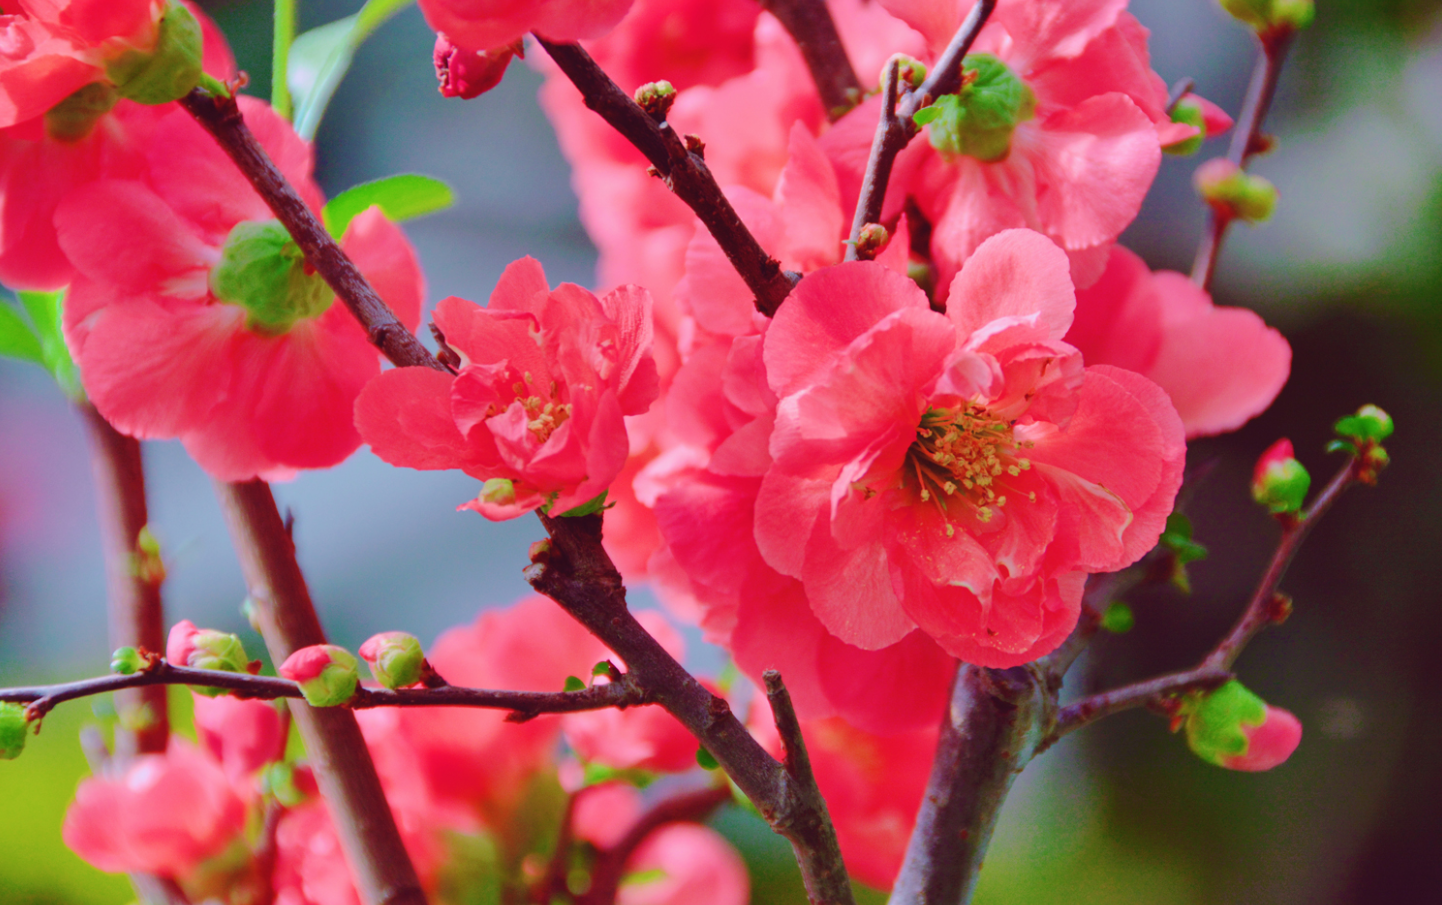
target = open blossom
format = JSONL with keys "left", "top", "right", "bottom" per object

{"left": 419, "top": 0, "right": 634, "bottom": 56}
{"left": 355, "top": 256, "right": 657, "bottom": 520}
{"left": 823, "top": 0, "right": 1175, "bottom": 293}
{"left": 191, "top": 693, "right": 286, "bottom": 789}
{"left": 63, "top": 740, "right": 247, "bottom": 876}
{"left": 1067, "top": 246, "right": 1291, "bottom": 437}
{"left": 54, "top": 96, "right": 423, "bottom": 480}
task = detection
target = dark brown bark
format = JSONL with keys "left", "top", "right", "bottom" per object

{"left": 758, "top": 0, "right": 863, "bottom": 118}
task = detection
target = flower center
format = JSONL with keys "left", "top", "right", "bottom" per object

{"left": 905, "top": 404, "right": 1032, "bottom": 529}
{"left": 513, "top": 379, "right": 572, "bottom": 443}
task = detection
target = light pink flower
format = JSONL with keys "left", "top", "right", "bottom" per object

{"left": 418, "top": 0, "right": 635, "bottom": 53}
{"left": 63, "top": 740, "right": 247, "bottom": 877}
{"left": 54, "top": 96, "right": 424, "bottom": 480}
{"left": 355, "top": 256, "right": 657, "bottom": 520}
{"left": 618, "top": 824, "right": 750, "bottom": 905}
{"left": 1067, "top": 246, "right": 1290, "bottom": 437}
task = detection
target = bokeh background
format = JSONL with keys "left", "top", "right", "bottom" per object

{"left": 2, "top": 0, "right": 1440, "bottom": 902}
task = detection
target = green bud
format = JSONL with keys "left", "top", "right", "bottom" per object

{"left": 1164, "top": 100, "right": 1205, "bottom": 157}
{"left": 106, "top": 2, "right": 204, "bottom": 106}
{"left": 1183, "top": 680, "right": 1266, "bottom": 764}
{"left": 1194, "top": 159, "right": 1277, "bottom": 223}
{"left": 1219, "top": 0, "right": 1313, "bottom": 33}
{"left": 210, "top": 220, "right": 333, "bottom": 334}
{"left": 1334, "top": 404, "right": 1394, "bottom": 444}
{"left": 1101, "top": 601, "right": 1135, "bottom": 634}
{"left": 563, "top": 676, "right": 586, "bottom": 693}
{"left": 279, "top": 645, "right": 360, "bottom": 708}
{"left": 44, "top": 82, "right": 120, "bottom": 142}
{"left": 0, "top": 702, "right": 28, "bottom": 760}
{"left": 634, "top": 80, "right": 677, "bottom": 119}
{"left": 358, "top": 632, "right": 425, "bottom": 690}
{"left": 190, "top": 632, "right": 251, "bottom": 675}
{"left": 915, "top": 54, "right": 1036, "bottom": 163}
{"left": 111, "top": 646, "right": 145, "bottom": 675}
{"left": 888, "top": 54, "right": 927, "bottom": 90}
{"left": 1251, "top": 439, "right": 1310, "bottom": 514}
{"left": 480, "top": 478, "right": 516, "bottom": 509}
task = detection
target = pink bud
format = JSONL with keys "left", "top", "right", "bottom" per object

{"left": 1220, "top": 705, "right": 1303, "bottom": 771}
{"left": 433, "top": 34, "right": 521, "bottom": 99}
{"left": 1251, "top": 438, "right": 1310, "bottom": 514}
{"left": 1192, "top": 94, "right": 1235, "bottom": 137}
{"left": 279, "top": 644, "right": 359, "bottom": 707}
{"left": 166, "top": 619, "right": 250, "bottom": 674}
{"left": 166, "top": 619, "right": 200, "bottom": 666}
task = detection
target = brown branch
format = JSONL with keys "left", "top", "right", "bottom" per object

{"left": 1191, "top": 29, "right": 1295, "bottom": 292}
{"left": 178, "top": 90, "right": 442, "bottom": 372}
{"left": 845, "top": 0, "right": 997, "bottom": 257}
{"left": 577, "top": 784, "right": 732, "bottom": 905}
{"left": 886, "top": 664, "right": 1048, "bottom": 905}
{"left": 1165, "top": 76, "right": 1196, "bottom": 114}
{"left": 1, "top": 662, "right": 650, "bottom": 721}
{"left": 533, "top": 38, "right": 799, "bottom": 317}
{"left": 529, "top": 512, "right": 855, "bottom": 905}
{"left": 77, "top": 403, "right": 170, "bottom": 758}
{"left": 757, "top": 0, "right": 862, "bottom": 119}
{"left": 214, "top": 479, "right": 427, "bottom": 905}
{"left": 1050, "top": 455, "right": 1363, "bottom": 741}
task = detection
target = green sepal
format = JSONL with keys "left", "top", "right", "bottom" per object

{"left": 210, "top": 220, "right": 333, "bottom": 333}
{"left": 1333, "top": 404, "right": 1393, "bottom": 443}
{"left": 0, "top": 301, "right": 44, "bottom": 365}
{"left": 917, "top": 54, "right": 1036, "bottom": 163}
{"left": 44, "top": 82, "right": 120, "bottom": 142}
{"left": 591, "top": 660, "right": 613, "bottom": 678}
{"left": 581, "top": 761, "right": 657, "bottom": 789}
{"left": 1164, "top": 100, "right": 1205, "bottom": 156}
{"left": 563, "top": 676, "right": 586, "bottom": 693}
{"left": 321, "top": 174, "right": 455, "bottom": 239}
{"left": 1182, "top": 680, "right": 1267, "bottom": 767}
{"left": 107, "top": 2, "right": 204, "bottom": 105}
{"left": 695, "top": 746, "right": 720, "bottom": 770}
{"left": 560, "top": 490, "right": 609, "bottom": 518}
{"left": 0, "top": 702, "right": 27, "bottom": 760}
{"left": 620, "top": 869, "right": 667, "bottom": 888}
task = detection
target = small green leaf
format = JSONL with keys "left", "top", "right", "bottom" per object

{"left": 1160, "top": 512, "right": 1208, "bottom": 564}
{"left": 322, "top": 174, "right": 455, "bottom": 238}
{"left": 695, "top": 746, "right": 720, "bottom": 770}
{"left": 912, "top": 105, "right": 942, "bottom": 126}
{"left": 0, "top": 302, "right": 44, "bottom": 364}
{"left": 560, "top": 490, "right": 609, "bottom": 518}
{"left": 563, "top": 675, "right": 586, "bottom": 693}
{"left": 591, "top": 660, "right": 613, "bottom": 678}
{"left": 288, "top": 0, "right": 415, "bottom": 141}
{"left": 1100, "top": 601, "right": 1135, "bottom": 634}
{"left": 620, "top": 869, "right": 667, "bottom": 888}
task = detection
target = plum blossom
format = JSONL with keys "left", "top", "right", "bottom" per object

{"left": 419, "top": 0, "right": 634, "bottom": 58}
{"left": 355, "top": 256, "right": 657, "bottom": 520}
{"left": 54, "top": 96, "right": 424, "bottom": 480}
{"left": 1067, "top": 246, "right": 1290, "bottom": 437}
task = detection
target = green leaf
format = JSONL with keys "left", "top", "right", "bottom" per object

{"left": 322, "top": 174, "right": 455, "bottom": 238}
{"left": 355, "top": 0, "right": 416, "bottom": 39}
{"left": 912, "top": 105, "right": 942, "bottom": 126}
{"left": 563, "top": 675, "right": 586, "bottom": 693}
{"left": 0, "top": 302, "right": 44, "bottom": 364}
{"left": 16, "top": 289, "right": 80, "bottom": 397}
{"left": 695, "top": 746, "right": 720, "bottom": 770}
{"left": 591, "top": 660, "right": 613, "bottom": 678}
{"left": 560, "top": 489, "right": 609, "bottom": 518}
{"left": 288, "top": 0, "right": 415, "bottom": 141}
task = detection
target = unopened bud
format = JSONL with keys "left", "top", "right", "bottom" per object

{"left": 1334, "top": 404, "right": 1394, "bottom": 444}
{"left": 1219, "top": 0, "right": 1313, "bottom": 32}
{"left": 106, "top": 1, "right": 204, "bottom": 105}
{"left": 260, "top": 761, "right": 318, "bottom": 807}
{"left": 634, "top": 80, "right": 677, "bottom": 119}
{"left": 434, "top": 34, "right": 521, "bottom": 99}
{"left": 279, "top": 645, "right": 359, "bottom": 707}
{"left": 1251, "top": 438, "right": 1310, "bottom": 514}
{"left": 854, "top": 223, "right": 891, "bottom": 260}
{"left": 358, "top": 632, "right": 425, "bottom": 690}
{"left": 111, "top": 646, "right": 145, "bottom": 676}
{"left": 886, "top": 54, "right": 927, "bottom": 90}
{"left": 480, "top": 477, "right": 516, "bottom": 508}
{"left": 1194, "top": 159, "right": 1277, "bottom": 222}
{"left": 1182, "top": 680, "right": 1302, "bottom": 771}
{"left": 916, "top": 54, "right": 1036, "bottom": 163}
{"left": 0, "top": 702, "right": 27, "bottom": 760}
{"left": 167, "top": 620, "right": 250, "bottom": 675}
{"left": 1164, "top": 94, "right": 1234, "bottom": 156}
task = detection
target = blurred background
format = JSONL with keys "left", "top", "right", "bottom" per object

{"left": 1, "top": 0, "right": 1439, "bottom": 902}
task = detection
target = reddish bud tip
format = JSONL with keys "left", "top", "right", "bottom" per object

{"left": 1252, "top": 438, "right": 1310, "bottom": 514}
{"left": 358, "top": 632, "right": 425, "bottom": 689}
{"left": 279, "top": 645, "right": 359, "bottom": 707}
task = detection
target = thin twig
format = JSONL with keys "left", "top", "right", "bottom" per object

{"left": 529, "top": 513, "right": 856, "bottom": 905}
{"left": 77, "top": 403, "right": 169, "bottom": 758}
{"left": 1165, "top": 76, "right": 1196, "bottom": 114}
{"left": 1191, "top": 29, "right": 1295, "bottom": 291}
{"left": 845, "top": 0, "right": 997, "bottom": 256}
{"left": 757, "top": 0, "right": 863, "bottom": 119}
{"left": 534, "top": 38, "right": 798, "bottom": 316}
{"left": 178, "top": 90, "right": 441, "bottom": 372}
{"left": 0, "top": 663, "right": 651, "bottom": 721}
{"left": 577, "top": 784, "right": 732, "bottom": 905}
{"left": 1050, "top": 456, "right": 1362, "bottom": 741}
{"left": 215, "top": 480, "right": 428, "bottom": 905}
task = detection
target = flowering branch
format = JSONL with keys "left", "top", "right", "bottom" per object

{"left": 533, "top": 37, "right": 799, "bottom": 316}
{"left": 76, "top": 403, "right": 169, "bottom": 757}
{"left": 214, "top": 479, "right": 427, "bottom": 905}
{"left": 0, "top": 661, "right": 651, "bottom": 722}
{"left": 577, "top": 783, "right": 733, "bottom": 905}
{"left": 757, "top": 0, "right": 862, "bottom": 119}
{"left": 178, "top": 90, "right": 442, "bottom": 372}
{"left": 1050, "top": 454, "right": 1364, "bottom": 741}
{"left": 887, "top": 664, "right": 1049, "bottom": 905}
{"left": 529, "top": 512, "right": 856, "bottom": 905}
{"left": 845, "top": 0, "right": 997, "bottom": 256}
{"left": 1190, "top": 28, "right": 1296, "bottom": 291}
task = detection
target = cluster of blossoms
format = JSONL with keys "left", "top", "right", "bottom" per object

{"left": 0, "top": 0, "right": 1332, "bottom": 899}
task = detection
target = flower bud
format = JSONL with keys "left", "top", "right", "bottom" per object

{"left": 1219, "top": 0, "right": 1313, "bottom": 32}
{"left": 1334, "top": 404, "right": 1394, "bottom": 444}
{"left": 1194, "top": 159, "right": 1277, "bottom": 222}
{"left": 279, "top": 645, "right": 360, "bottom": 707}
{"left": 434, "top": 34, "right": 521, "bottom": 99}
{"left": 210, "top": 220, "right": 333, "bottom": 334}
{"left": 358, "top": 632, "right": 425, "bottom": 690}
{"left": 1183, "top": 680, "right": 1302, "bottom": 771}
{"left": 915, "top": 54, "right": 1036, "bottom": 163}
{"left": 105, "top": 2, "right": 205, "bottom": 105}
{"left": 634, "top": 80, "right": 677, "bottom": 119}
{"left": 886, "top": 54, "right": 927, "bottom": 90}
{"left": 1251, "top": 438, "right": 1310, "bottom": 514}
{"left": 0, "top": 702, "right": 28, "bottom": 760}
{"left": 111, "top": 646, "right": 146, "bottom": 676}
{"left": 167, "top": 620, "right": 250, "bottom": 675}
{"left": 854, "top": 223, "right": 891, "bottom": 260}
{"left": 1164, "top": 95, "right": 1233, "bottom": 156}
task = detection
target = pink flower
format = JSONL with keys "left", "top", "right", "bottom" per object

{"left": 355, "top": 256, "right": 657, "bottom": 520}
{"left": 618, "top": 824, "right": 750, "bottom": 905}
{"left": 418, "top": 0, "right": 635, "bottom": 53}
{"left": 191, "top": 693, "right": 286, "bottom": 789}
{"left": 62, "top": 740, "right": 247, "bottom": 876}
{"left": 53, "top": 96, "right": 423, "bottom": 481}
{"left": 433, "top": 33, "right": 520, "bottom": 98}
{"left": 824, "top": 0, "right": 1170, "bottom": 292}
{"left": 0, "top": 1, "right": 234, "bottom": 290}
{"left": 1067, "top": 246, "right": 1290, "bottom": 437}
{"left": 570, "top": 781, "right": 644, "bottom": 848}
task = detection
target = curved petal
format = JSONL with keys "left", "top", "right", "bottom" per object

{"left": 945, "top": 228, "right": 1076, "bottom": 345}
{"left": 817, "top": 630, "right": 956, "bottom": 735}
{"left": 674, "top": 186, "right": 777, "bottom": 338}
{"left": 54, "top": 179, "right": 213, "bottom": 294}
{"left": 487, "top": 256, "right": 550, "bottom": 312}
{"left": 776, "top": 123, "right": 844, "bottom": 271}
{"left": 355, "top": 366, "right": 491, "bottom": 472}
{"left": 342, "top": 207, "right": 426, "bottom": 332}
{"left": 1065, "top": 245, "right": 1162, "bottom": 373}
